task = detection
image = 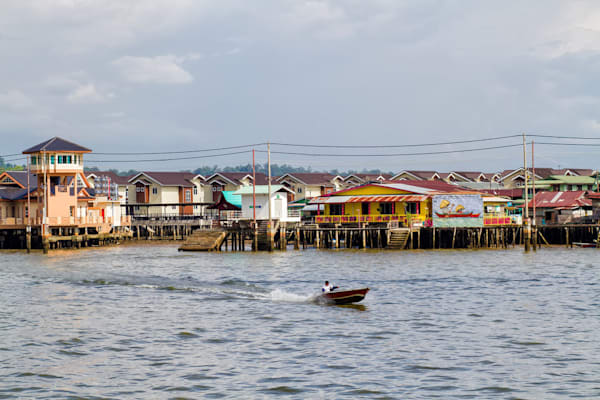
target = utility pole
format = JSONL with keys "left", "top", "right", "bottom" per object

{"left": 532, "top": 140, "right": 537, "bottom": 251}
{"left": 523, "top": 133, "right": 530, "bottom": 252}
{"left": 252, "top": 149, "right": 257, "bottom": 251}
{"left": 26, "top": 156, "right": 31, "bottom": 253}
{"left": 267, "top": 141, "right": 273, "bottom": 251}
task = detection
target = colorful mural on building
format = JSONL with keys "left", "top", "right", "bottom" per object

{"left": 432, "top": 194, "right": 483, "bottom": 227}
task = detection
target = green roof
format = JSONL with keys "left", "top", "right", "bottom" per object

{"left": 222, "top": 191, "right": 242, "bottom": 208}
{"left": 232, "top": 185, "right": 290, "bottom": 195}
{"left": 536, "top": 175, "right": 597, "bottom": 185}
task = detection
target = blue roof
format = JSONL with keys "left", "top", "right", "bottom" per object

{"left": 222, "top": 191, "right": 242, "bottom": 208}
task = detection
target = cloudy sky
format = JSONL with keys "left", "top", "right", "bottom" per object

{"left": 1, "top": 0, "right": 600, "bottom": 172}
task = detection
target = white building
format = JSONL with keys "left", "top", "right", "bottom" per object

{"left": 233, "top": 185, "right": 299, "bottom": 222}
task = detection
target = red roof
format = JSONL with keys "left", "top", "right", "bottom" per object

{"left": 385, "top": 180, "right": 465, "bottom": 193}
{"left": 209, "top": 172, "right": 269, "bottom": 185}
{"left": 587, "top": 192, "right": 600, "bottom": 199}
{"left": 527, "top": 191, "right": 592, "bottom": 209}
{"left": 132, "top": 171, "right": 198, "bottom": 187}
{"left": 277, "top": 173, "right": 336, "bottom": 186}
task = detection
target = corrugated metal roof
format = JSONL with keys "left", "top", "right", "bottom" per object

{"left": 528, "top": 191, "right": 592, "bottom": 208}
{"left": 310, "top": 194, "right": 427, "bottom": 204}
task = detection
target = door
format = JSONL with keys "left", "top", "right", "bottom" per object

{"left": 136, "top": 183, "right": 147, "bottom": 203}
{"left": 274, "top": 197, "right": 283, "bottom": 219}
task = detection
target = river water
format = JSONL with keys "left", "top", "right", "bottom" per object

{"left": 1, "top": 244, "right": 599, "bottom": 399}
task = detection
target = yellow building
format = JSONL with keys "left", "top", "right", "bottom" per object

{"left": 310, "top": 183, "right": 433, "bottom": 227}
{"left": 310, "top": 182, "right": 517, "bottom": 227}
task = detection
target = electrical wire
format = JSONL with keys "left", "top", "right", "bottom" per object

{"left": 529, "top": 134, "right": 600, "bottom": 140}
{"left": 270, "top": 134, "right": 523, "bottom": 148}
{"left": 87, "top": 150, "right": 252, "bottom": 163}
{"left": 256, "top": 143, "right": 523, "bottom": 157}
{"left": 90, "top": 143, "right": 267, "bottom": 155}
{"left": 3, "top": 134, "right": 600, "bottom": 158}
{"left": 534, "top": 142, "right": 600, "bottom": 147}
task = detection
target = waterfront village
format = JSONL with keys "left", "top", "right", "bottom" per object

{"left": 2, "top": 137, "right": 600, "bottom": 252}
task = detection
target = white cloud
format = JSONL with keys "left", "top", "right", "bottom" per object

{"left": 67, "top": 83, "right": 114, "bottom": 104}
{"left": 0, "top": 90, "right": 34, "bottom": 110}
{"left": 112, "top": 55, "right": 194, "bottom": 84}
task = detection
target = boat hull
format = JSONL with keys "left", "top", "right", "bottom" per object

{"left": 319, "top": 288, "right": 369, "bottom": 305}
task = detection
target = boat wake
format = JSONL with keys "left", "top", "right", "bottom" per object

{"left": 63, "top": 273, "right": 316, "bottom": 304}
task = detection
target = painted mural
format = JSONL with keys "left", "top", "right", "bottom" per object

{"left": 432, "top": 194, "right": 483, "bottom": 227}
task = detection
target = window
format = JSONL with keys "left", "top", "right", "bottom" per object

{"left": 298, "top": 187, "right": 302, "bottom": 193}
{"left": 406, "top": 202, "right": 418, "bottom": 214}
{"left": 50, "top": 155, "right": 55, "bottom": 164}
{"left": 362, "top": 202, "right": 369, "bottom": 215}
{"left": 67, "top": 155, "right": 72, "bottom": 164}
{"left": 152, "top": 187, "right": 158, "bottom": 195}
{"left": 380, "top": 203, "right": 393, "bottom": 215}
{"left": 193, "top": 186, "right": 198, "bottom": 195}
{"left": 185, "top": 190, "right": 191, "bottom": 202}
{"left": 330, "top": 204, "right": 343, "bottom": 215}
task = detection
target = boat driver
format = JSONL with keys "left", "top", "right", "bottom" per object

{"left": 322, "top": 281, "right": 337, "bottom": 292}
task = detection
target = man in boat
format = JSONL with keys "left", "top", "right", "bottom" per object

{"left": 322, "top": 281, "right": 338, "bottom": 292}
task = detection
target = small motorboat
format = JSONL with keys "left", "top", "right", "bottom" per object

{"left": 318, "top": 288, "right": 370, "bottom": 305}
{"left": 573, "top": 242, "right": 596, "bottom": 248}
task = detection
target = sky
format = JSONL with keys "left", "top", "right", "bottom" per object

{"left": 1, "top": 0, "right": 600, "bottom": 173}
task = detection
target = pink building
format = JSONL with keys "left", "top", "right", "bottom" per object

{"left": 0, "top": 137, "right": 131, "bottom": 250}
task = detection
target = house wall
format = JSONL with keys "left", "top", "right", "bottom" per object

{"left": 160, "top": 186, "right": 180, "bottom": 215}
{"left": 240, "top": 192, "right": 288, "bottom": 220}
{"left": 325, "top": 201, "right": 429, "bottom": 219}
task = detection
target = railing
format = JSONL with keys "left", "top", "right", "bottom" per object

{"left": 484, "top": 215, "right": 521, "bottom": 226}
{"left": 129, "top": 211, "right": 243, "bottom": 222}
{"left": 0, "top": 215, "right": 130, "bottom": 227}
{"left": 0, "top": 218, "right": 24, "bottom": 226}
{"left": 315, "top": 214, "right": 421, "bottom": 224}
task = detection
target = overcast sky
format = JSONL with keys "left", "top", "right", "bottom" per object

{"left": 1, "top": 1, "right": 600, "bottom": 172}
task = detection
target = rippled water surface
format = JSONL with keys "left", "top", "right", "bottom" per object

{"left": 1, "top": 244, "right": 600, "bottom": 399}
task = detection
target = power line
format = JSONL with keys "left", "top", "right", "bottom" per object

{"left": 87, "top": 150, "right": 252, "bottom": 163}
{"left": 256, "top": 143, "right": 523, "bottom": 157}
{"left": 529, "top": 134, "right": 600, "bottom": 140}
{"left": 4, "top": 134, "right": 600, "bottom": 158}
{"left": 4, "top": 139, "right": 600, "bottom": 165}
{"left": 535, "top": 142, "right": 600, "bottom": 146}
{"left": 270, "top": 134, "right": 523, "bottom": 148}
{"left": 90, "top": 143, "right": 266, "bottom": 155}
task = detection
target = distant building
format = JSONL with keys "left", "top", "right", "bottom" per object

{"left": 126, "top": 171, "right": 206, "bottom": 217}
{"left": 204, "top": 172, "right": 268, "bottom": 203}
{"left": 276, "top": 173, "right": 338, "bottom": 201}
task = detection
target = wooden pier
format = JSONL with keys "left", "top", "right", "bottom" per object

{"left": 4, "top": 219, "right": 600, "bottom": 252}
{"left": 0, "top": 226, "right": 133, "bottom": 252}
{"left": 173, "top": 223, "right": 600, "bottom": 252}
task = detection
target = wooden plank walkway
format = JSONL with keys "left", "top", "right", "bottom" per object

{"left": 178, "top": 230, "right": 228, "bottom": 252}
